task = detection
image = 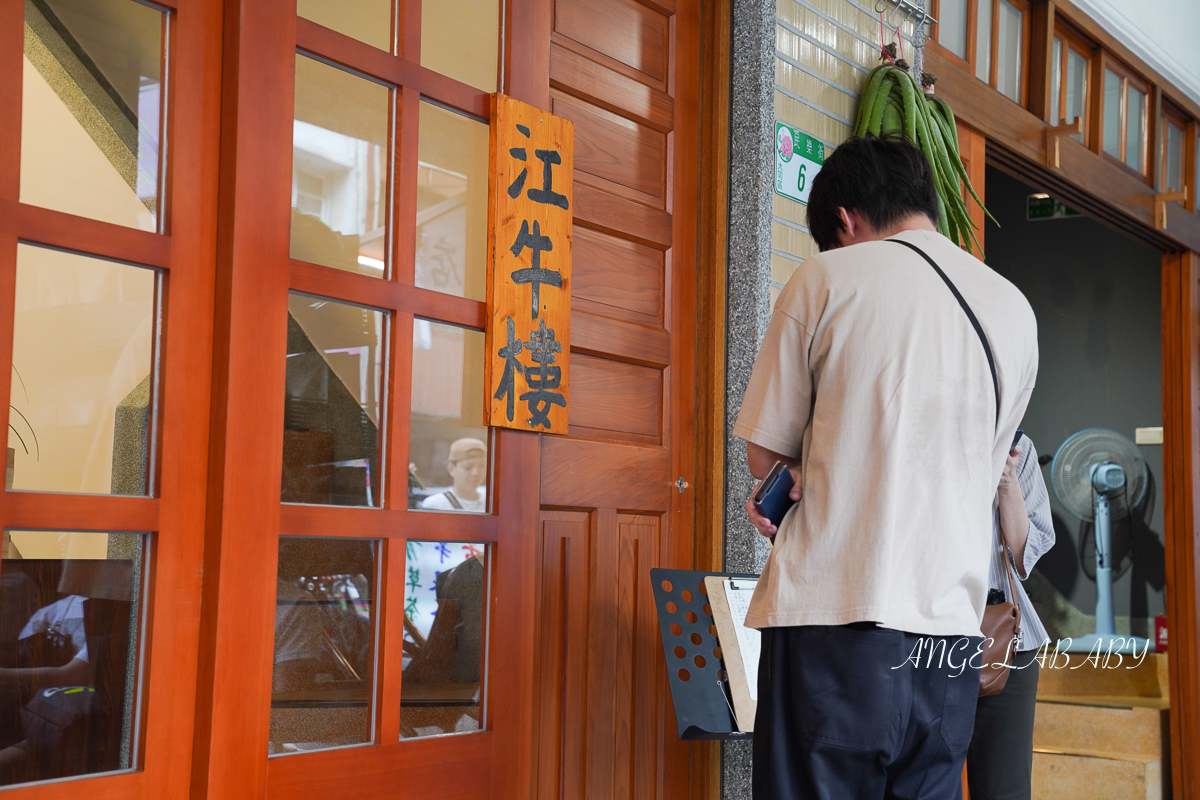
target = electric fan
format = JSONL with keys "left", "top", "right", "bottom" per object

{"left": 1050, "top": 428, "right": 1149, "bottom": 655}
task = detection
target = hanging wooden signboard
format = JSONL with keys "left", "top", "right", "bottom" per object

{"left": 485, "top": 94, "right": 574, "bottom": 434}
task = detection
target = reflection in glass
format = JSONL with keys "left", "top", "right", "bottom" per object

{"left": 400, "top": 542, "right": 487, "bottom": 739}
{"left": 283, "top": 294, "right": 385, "bottom": 507}
{"left": 8, "top": 245, "right": 158, "bottom": 496}
{"left": 421, "top": 0, "right": 499, "bottom": 92}
{"left": 1066, "top": 49, "right": 1087, "bottom": 142}
{"left": 1050, "top": 38, "right": 1061, "bottom": 125}
{"left": 297, "top": 0, "right": 392, "bottom": 53}
{"left": 415, "top": 102, "right": 489, "bottom": 301}
{"left": 1166, "top": 123, "right": 1183, "bottom": 193}
{"left": 938, "top": 0, "right": 967, "bottom": 59}
{"left": 21, "top": 0, "right": 164, "bottom": 232}
{"left": 408, "top": 321, "right": 487, "bottom": 512}
{"left": 996, "top": 0, "right": 1022, "bottom": 103}
{"left": 1125, "top": 87, "right": 1145, "bottom": 172}
{"left": 0, "top": 530, "right": 145, "bottom": 787}
{"left": 291, "top": 55, "right": 391, "bottom": 277}
{"left": 1103, "top": 69, "right": 1121, "bottom": 158}
{"left": 270, "top": 538, "right": 377, "bottom": 755}
{"left": 975, "top": 0, "right": 992, "bottom": 83}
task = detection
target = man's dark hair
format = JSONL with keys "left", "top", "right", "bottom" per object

{"left": 805, "top": 133, "right": 939, "bottom": 252}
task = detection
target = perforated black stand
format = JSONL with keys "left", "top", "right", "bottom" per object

{"left": 650, "top": 567, "right": 757, "bottom": 740}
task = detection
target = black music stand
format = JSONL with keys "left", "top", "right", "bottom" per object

{"left": 650, "top": 567, "right": 757, "bottom": 740}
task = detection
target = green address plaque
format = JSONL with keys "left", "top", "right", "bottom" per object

{"left": 774, "top": 122, "right": 825, "bottom": 205}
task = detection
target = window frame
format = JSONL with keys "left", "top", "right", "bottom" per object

{"left": 1050, "top": 22, "right": 1094, "bottom": 146}
{"left": 1097, "top": 53, "right": 1151, "bottom": 182}
{"left": 932, "top": 0, "right": 1030, "bottom": 107}
{"left": 0, "top": 0, "right": 223, "bottom": 796}
{"left": 1160, "top": 99, "right": 1189, "bottom": 197}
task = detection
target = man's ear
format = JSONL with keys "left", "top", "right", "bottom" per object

{"left": 836, "top": 207, "right": 857, "bottom": 245}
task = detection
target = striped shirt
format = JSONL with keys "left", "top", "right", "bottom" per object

{"left": 989, "top": 434, "right": 1055, "bottom": 651}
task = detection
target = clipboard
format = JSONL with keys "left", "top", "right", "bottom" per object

{"left": 649, "top": 567, "right": 757, "bottom": 740}
{"left": 704, "top": 576, "right": 759, "bottom": 731}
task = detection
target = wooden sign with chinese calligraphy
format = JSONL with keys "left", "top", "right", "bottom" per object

{"left": 485, "top": 94, "right": 574, "bottom": 434}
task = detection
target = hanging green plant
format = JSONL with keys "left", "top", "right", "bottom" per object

{"left": 852, "top": 55, "right": 995, "bottom": 255}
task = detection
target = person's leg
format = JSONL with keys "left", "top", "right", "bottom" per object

{"left": 965, "top": 648, "right": 1040, "bottom": 800}
{"left": 753, "top": 624, "right": 904, "bottom": 800}
{"left": 885, "top": 633, "right": 981, "bottom": 800}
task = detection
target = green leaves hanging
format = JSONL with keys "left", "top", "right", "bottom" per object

{"left": 852, "top": 63, "right": 996, "bottom": 255}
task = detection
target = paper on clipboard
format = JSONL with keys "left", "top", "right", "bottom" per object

{"left": 704, "top": 576, "right": 760, "bottom": 731}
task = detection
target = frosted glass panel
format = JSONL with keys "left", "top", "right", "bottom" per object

{"left": 20, "top": 0, "right": 165, "bottom": 232}
{"left": 291, "top": 55, "right": 391, "bottom": 277}
{"left": 298, "top": 0, "right": 392, "bottom": 52}
{"left": 421, "top": 0, "right": 499, "bottom": 92}
{"left": 1103, "top": 69, "right": 1121, "bottom": 158}
{"left": 1125, "top": 87, "right": 1144, "bottom": 172}
{"left": 8, "top": 245, "right": 158, "bottom": 495}
{"left": 996, "top": 0, "right": 1022, "bottom": 102}
{"left": 975, "top": 0, "right": 992, "bottom": 82}
{"left": 1050, "top": 38, "right": 1062, "bottom": 125}
{"left": 1165, "top": 122, "right": 1183, "bottom": 192}
{"left": 1066, "top": 49, "right": 1087, "bottom": 142}
{"left": 938, "top": 0, "right": 967, "bottom": 59}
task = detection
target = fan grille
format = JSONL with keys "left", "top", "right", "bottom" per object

{"left": 1051, "top": 428, "right": 1147, "bottom": 521}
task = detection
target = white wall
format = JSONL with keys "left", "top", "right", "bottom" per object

{"left": 1071, "top": 0, "right": 1200, "bottom": 107}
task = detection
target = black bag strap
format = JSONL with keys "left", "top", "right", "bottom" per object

{"left": 443, "top": 491, "right": 464, "bottom": 510}
{"left": 889, "top": 239, "right": 1000, "bottom": 422}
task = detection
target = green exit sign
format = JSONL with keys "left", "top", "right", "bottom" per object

{"left": 1027, "top": 193, "right": 1081, "bottom": 221}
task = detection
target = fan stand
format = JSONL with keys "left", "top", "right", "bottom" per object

{"left": 1063, "top": 489, "right": 1150, "bottom": 656}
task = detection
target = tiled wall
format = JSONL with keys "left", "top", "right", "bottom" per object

{"left": 769, "top": 0, "right": 919, "bottom": 305}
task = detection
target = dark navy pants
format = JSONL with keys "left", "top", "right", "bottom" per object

{"left": 752, "top": 623, "right": 982, "bottom": 800}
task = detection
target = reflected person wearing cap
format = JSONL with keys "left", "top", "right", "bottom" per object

{"left": 419, "top": 438, "right": 487, "bottom": 512}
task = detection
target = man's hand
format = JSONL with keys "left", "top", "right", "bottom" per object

{"left": 744, "top": 466, "right": 803, "bottom": 539}
{"left": 997, "top": 445, "right": 1022, "bottom": 494}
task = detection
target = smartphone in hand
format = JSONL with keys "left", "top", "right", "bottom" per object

{"left": 754, "top": 461, "right": 797, "bottom": 531}
{"left": 1010, "top": 428, "right": 1024, "bottom": 454}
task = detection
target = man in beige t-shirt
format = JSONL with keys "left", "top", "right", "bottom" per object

{"left": 736, "top": 135, "right": 1037, "bottom": 798}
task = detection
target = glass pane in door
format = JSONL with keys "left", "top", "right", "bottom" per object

{"left": 1050, "top": 38, "right": 1062, "bottom": 125}
{"left": 1165, "top": 122, "right": 1183, "bottom": 192}
{"left": 291, "top": 55, "right": 391, "bottom": 277}
{"left": 400, "top": 541, "right": 488, "bottom": 739}
{"left": 408, "top": 320, "right": 488, "bottom": 512}
{"left": 421, "top": 0, "right": 499, "bottom": 92}
{"left": 283, "top": 293, "right": 386, "bottom": 507}
{"left": 21, "top": 0, "right": 165, "bottom": 232}
{"left": 414, "top": 102, "right": 489, "bottom": 301}
{"left": 8, "top": 244, "right": 158, "bottom": 496}
{"left": 270, "top": 538, "right": 378, "bottom": 754}
{"left": 0, "top": 530, "right": 147, "bottom": 787}
{"left": 298, "top": 0, "right": 393, "bottom": 52}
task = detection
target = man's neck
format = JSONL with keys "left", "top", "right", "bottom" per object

{"left": 876, "top": 213, "right": 937, "bottom": 239}
{"left": 453, "top": 486, "right": 479, "bottom": 502}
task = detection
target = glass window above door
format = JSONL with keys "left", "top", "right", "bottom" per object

{"left": 298, "top": 0, "right": 393, "bottom": 52}
{"left": 421, "top": 0, "right": 500, "bottom": 92}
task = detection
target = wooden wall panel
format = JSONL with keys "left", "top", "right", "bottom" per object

{"left": 533, "top": 510, "right": 663, "bottom": 800}
{"left": 568, "top": 354, "right": 662, "bottom": 443}
{"left": 553, "top": 0, "right": 669, "bottom": 84}
{"left": 572, "top": 226, "right": 665, "bottom": 325}
{"left": 551, "top": 91, "right": 667, "bottom": 206}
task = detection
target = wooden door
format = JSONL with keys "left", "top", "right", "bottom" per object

{"left": 532, "top": 0, "right": 700, "bottom": 797}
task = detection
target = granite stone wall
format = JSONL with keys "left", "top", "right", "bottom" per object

{"left": 721, "top": 0, "right": 777, "bottom": 792}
